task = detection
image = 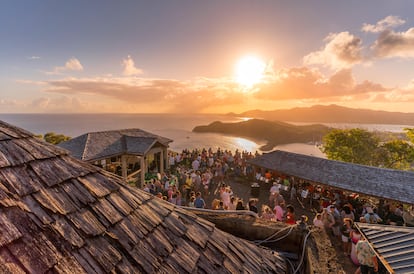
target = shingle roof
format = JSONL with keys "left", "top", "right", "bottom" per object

{"left": 0, "top": 120, "right": 286, "bottom": 273}
{"left": 248, "top": 150, "right": 414, "bottom": 204}
{"left": 59, "top": 128, "right": 173, "bottom": 161}
{"left": 356, "top": 222, "right": 414, "bottom": 274}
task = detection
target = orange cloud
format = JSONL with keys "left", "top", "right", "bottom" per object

{"left": 254, "top": 67, "right": 387, "bottom": 100}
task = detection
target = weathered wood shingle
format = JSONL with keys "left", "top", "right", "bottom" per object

{"left": 0, "top": 120, "right": 287, "bottom": 273}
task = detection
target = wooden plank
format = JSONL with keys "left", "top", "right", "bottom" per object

{"left": 7, "top": 236, "right": 59, "bottom": 274}
{"left": 22, "top": 195, "right": 54, "bottom": 225}
{"left": 0, "top": 149, "right": 11, "bottom": 167}
{"left": 51, "top": 217, "right": 85, "bottom": 248}
{"left": 127, "top": 211, "right": 151, "bottom": 236}
{"left": 53, "top": 255, "right": 87, "bottom": 274}
{"left": 185, "top": 223, "right": 210, "bottom": 249}
{"left": 30, "top": 157, "right": 78, "bottom": 187}
{"left": 137, "top": 203, "right": 163, "bottom": 228}
{"left": 77, "top": 247, "right": 105, "bottom": 274}
{"left": 77, "top": 173, "right": 118, "bottom": 198}
{"left": 108, "top": 219, "right": 141, "bottom": 251}
{"left": 84, "top": 237, "right": 122, "bottom": 273}
{"left": 67, "top": 209, "right": 106, "bottom": 236}
{"left": 0, "top": 166, "right": 42, "bottom": 196}
{"left": 128, "top": 241, "right": 159, "bottom": 273}
{"left": 0, "top": 248, "right": 26, "bottom": 274}
{"left": 146, "top": 227, "right": 174, "bottom": 257}
{"left": 33, "top": 187, "right": 78, "bottom": 215}
{"left": 0, "top": 211, "right": 23, "bottom": 247}
{"left": 0, "top": 141, "right": 34, "bottom": 166}
{"left": 106, "top": 192, "right": 134, "bottom": 216}
{"left": 118, "top": 187, "right": 142, "bottom": 209}
{"left": 91, "top": 198, "right": 123, "bottom": 225}
{"left": 0, "top": 183, "right": 17, "bottom": 208}
{"left": 61, "top": 179, "right": 96, "bottom": 208}
{"left": 161, "top": 212, "right": 187, "bottom": 237}
{"left": 146, "top": 197, "right": 170, "bottom": 217}
{"left": 14, "top": 139, "right": 55, "bottom": 160}
{"left": 169, "top": 237, "right": 200, "bottom": 273}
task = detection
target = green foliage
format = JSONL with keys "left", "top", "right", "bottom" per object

{"left": 323, "top": 128, "right": 414, "bottom": 170}
{"left": 322, "top": 128, "right": 380, "bottom": 165}
{"left": 405, "top": 128, "right": 414, "bottom": 143}
{"left": 377, "top": 140, "right": 414, "bottom": 169}
{"left": 42, "top": 132, "right": 71, "bottom": 145}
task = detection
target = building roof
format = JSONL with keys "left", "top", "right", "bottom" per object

{"left": 356, "top": 222, "right": 414, "bottom": 274}
{"left": 58, "top": 128, "right": 173, "bottom": 161}
{"left": 0, "top": 120, "right": 286, "bottom": 273}
{"left": 248, "top": 150, "right": 414, "bottom": 204}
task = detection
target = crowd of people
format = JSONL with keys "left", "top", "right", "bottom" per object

{"left": 141, "top": 147, "right": 414, "bottom": 274}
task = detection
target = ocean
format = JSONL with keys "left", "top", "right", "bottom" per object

{"left": 2, "top": 113, "right": 409, "bottom": 158}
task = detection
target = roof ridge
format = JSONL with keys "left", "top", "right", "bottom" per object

{"left": 82, "top": 133, "right": 91, "bottom": 161}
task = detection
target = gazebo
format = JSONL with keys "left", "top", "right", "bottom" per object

{"left": 59, "top": 128, "right": 173, "bottom": 185}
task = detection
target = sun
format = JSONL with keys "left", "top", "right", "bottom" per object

{"left": 235, "top": 55, "right": 266, "bottom": 87}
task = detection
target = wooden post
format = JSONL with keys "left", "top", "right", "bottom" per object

{"left": 121, "top": 155, "right": 127, "bottom": 179}
{"left": 160, "top": 149, "right": 164, "bottom": 174}
{"left": 140, "top": 156, "right": 145, "bottom": 187}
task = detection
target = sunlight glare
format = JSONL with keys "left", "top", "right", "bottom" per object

{"left": 235, "top": 56, "right": 266, "bottom": 87}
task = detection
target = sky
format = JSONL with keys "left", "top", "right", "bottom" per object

{"left": 1, "top": 0, "right": 414, "bottom": 114}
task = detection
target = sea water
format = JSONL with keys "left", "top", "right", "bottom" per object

{"left": 3, "top": 113, "right": 407, "bottom": 157}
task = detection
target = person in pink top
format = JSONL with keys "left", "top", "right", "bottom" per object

{"left": 274, "top": 201, "right": 285, "bottom": 222}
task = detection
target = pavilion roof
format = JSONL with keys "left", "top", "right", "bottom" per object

{"left": 356, "top": 222, "right": 414, "bottom": 274}
{"left": 59, "top": 128, "right": 173, "bottom": 161}
{"left": 248, "top": 150, "right": 414, "bottom": 204}
{"left": 0, "top": 120, "right": 286, "bottom": 273}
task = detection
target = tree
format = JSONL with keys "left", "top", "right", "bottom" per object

{"left": 405, "top": 128, "right": 414, "bottom": 143}
{"left": 377, "top": 140, "right": 414, "bottom": 170}
{"left": 42, "top": 132, "right": 71, "bottom": 145}
{"left": 322, "top": 128, "right": 380, "bottom": 166}
{"left": 323, "top": 128, "right": 414, "bottom": 170}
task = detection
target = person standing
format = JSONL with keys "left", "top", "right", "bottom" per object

{"left": 356, "top": 237, "right": 378, "bottom": 274}
{"left": 194, "top": 192, "right": 206, "bottom": 209}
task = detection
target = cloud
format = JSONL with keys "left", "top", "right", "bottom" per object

{"left": 362, "top": 15, "right": 405, "bottom": 33}
{"left": 46, "top": 58, "right": 84, "bottom": 75}
{"left": 370, "top": 28, "right": 414, "bottom": 58}
{"left": 28, "top": 56, "right": 41, "bottom": 60}
{"left": 29, "top": 96, "right": 87, "bottom": 112}
{"left": 37, "top": 64, "right": 391, "bottom": 113}
{"left": 41, "top": 75, "right": 246, "bottom": 112}
{"left": 303, "top": 32, "right": 364, "bottom": 70}
{"left": 64, "top": 58, "right": 83, "bottom": 71}
{"left": 254, "top": 67, "right": 387, "bottom": 101}
{"left": 122, "top": 55, "right": 143, "bottom": 76}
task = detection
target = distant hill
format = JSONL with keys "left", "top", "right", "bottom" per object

{"left": 234, "top": 104, "right": 414, "bottom": 125}
{"left": 193, "top": 119, "right": 331, "bottom": 151}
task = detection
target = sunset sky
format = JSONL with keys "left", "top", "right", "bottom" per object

{"left": 1, "top": 1, "right": 414, "bottom": 114}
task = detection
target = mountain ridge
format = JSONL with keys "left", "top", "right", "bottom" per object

{"left": 229, "top": 104, "right": 414, "bottom": 125}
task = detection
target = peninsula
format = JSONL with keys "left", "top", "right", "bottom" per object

{"left": 193, "top": 119, "right": 331, "bottom": 151}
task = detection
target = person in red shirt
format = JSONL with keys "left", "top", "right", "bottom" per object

{"left": 285, "top": 205, "right": 296, "bottom": 225}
